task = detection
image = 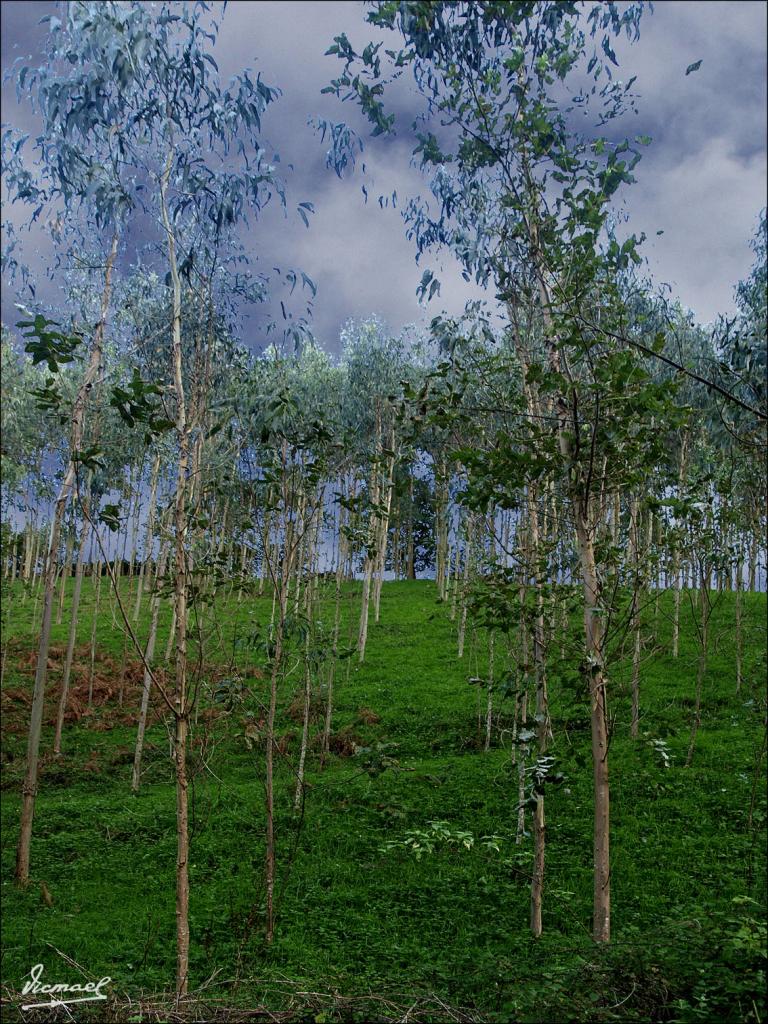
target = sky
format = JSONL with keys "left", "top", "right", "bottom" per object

{"left": 1, "top": 0, "right": 766, "bottom": 354}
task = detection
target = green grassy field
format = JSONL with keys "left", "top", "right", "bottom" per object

{"left": 1, "top": 579, "right": 766, "bottom": 1022}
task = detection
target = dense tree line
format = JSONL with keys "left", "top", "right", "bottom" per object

{"left": 1, "top": 0, "right": 765, "bottom": 1001}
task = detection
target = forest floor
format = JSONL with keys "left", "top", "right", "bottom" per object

{"left": 1, "top": 580, "right": 766, "bottom": 1023}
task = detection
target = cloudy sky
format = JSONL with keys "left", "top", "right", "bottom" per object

{"left": 1, "top": 0, "right": 766, "bottom": 354}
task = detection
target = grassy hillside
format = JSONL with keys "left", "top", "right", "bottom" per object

{"left": 1, "top": 580, "right": 766, "bottom": 1022}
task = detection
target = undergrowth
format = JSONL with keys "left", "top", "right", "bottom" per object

{"left": 1, "top": 580, "right": 765, "bottom": 1022}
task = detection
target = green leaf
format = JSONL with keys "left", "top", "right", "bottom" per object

{"left": 99, "top": 504, "right": 121, "bottom": 533}
{"left": 685, "top": 60, "right": 703, "bottom": 75}
{"left": 73, "top": 445, "right": 105, "bottom": 470}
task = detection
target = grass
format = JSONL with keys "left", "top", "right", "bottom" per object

{"left": 1, "top": 576, "right": 766, "bottom": 1022}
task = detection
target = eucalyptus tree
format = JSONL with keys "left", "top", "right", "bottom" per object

{"left": 3, "top": 0, "right": 142, "bottom": 883}
{"left": 234, "top": 345, "right": 345, "bottom": 943}
{"left": 324, "top": 0, "right": 700, "bottom": 943}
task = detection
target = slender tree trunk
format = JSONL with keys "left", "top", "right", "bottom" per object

{"left": 530, "top": 239, "right": 611, "bottom": 943}
{"left": 672, "top": 432, "right": 689, "bottom": 658}
{"left": 5, "top": 531, "right": 16, "bottom": 579}
{"left": 335, "top": 478, "right": 348, "bottom": 590}
{"left": 526, "top": 486, "right": 551, "bottom": 744}
{"left": 449, "top": 531, "right": 461, "bottom": 622}
{"left": 748, "top": 534, "right": 757, "bottom": 592}
{"left": 22, "top": 514, "right": 34, "bottom": 587}
{"left": 237, "top": 531, "right": 249, "bottom": 602}
{"left": 530, "top": 787, "right": 545, "bottom": 937}
{"left": 392, "top": 518, "right": 401, "bottom": 581}
{"left": 35, "top": 510, "right": 47, "bottom": 599}
{"left": 265, "top": 440, "right": 293, "bottom": 944}
{"left": 321, "top": 557, "right": 343, "bottom": 769}
{"left": 161, "top": 144, "right": 192, "bottom": 998}
{"left": 294, "top": 592, "right": 313, "bottom": 811}
{"left": 435, "top": 456, "right": 449, "bottom": 598}
{"left": 406, "top": 466, "right": 416, "bottom": 580}
{"left": 736, "top": 547, "right": 743, "bottom": 692}
{"left": 127, "top": 459, "right": 143, "bottom": 602}
{"left": 518, "top": 520, "right": 530, "bottom": 703}
{"left": 23, "top": 525, "right": 32, "bottom": 584}
{"left": 134, "top": 451, "right": 161, "bottom": 618}
{"left": 357, "top": 556, "right": 374, "bottom": 661}
{"left": 32, "top": 517, "right": 42, "bottom": 588}
{"left": 516, "top": 727, "right": 528, "bottom": 845}
{"left": 258, "top": 504, "right": 270, "bottom": 597}
{"left": 686, "top": 564, "right": 709, "bottom": 767}
{"left": 373, "top": 422, "right": 396, "bottom": 622}
{"left": 165, "top": 605, "right": 176, "bottom": 663}
{"left": 53, "top": 502, "right": 92, "bottom": 756}
{"left": 173, "top": 709, "right": 190, "bottom": 992}
{"left": 264, "top": 585, "right": 285, "bottom": 945}
{"left": 1, "top": 562, "right": 13, "bottom": 686}
{"left": 132, "top": 541, "right": 170, "bottom": 793}
{"left": 9, "top": 532, "right": 19, "bottom": 581}
{"left": 56, "top": 529, "right": 74, "bottom": 625}
{"left": 292, "top": 487, "right": 307, "bottom": 615}
{"left": 499, "top": 510, "right": 508, "bottom": 569}
{"left": 358, "top": 405, "right": 382, "bottom": 662}
{"left": 629, "top": 496, "right": 642, "bottom": 739}
{"left": 526, "top": 489, "right": 550, "bottom": 939}
{"left": 373, "top": 423, "right": 396, "bottom": 623}
{"left": 575, "top": 512, "right": 611, "bottom": 943}
{"left": 484, "top": 631, "right": 495, "bottom": 752}
{"left": 457, "top": 517, "right": 474, "bottom": 659}
{"left": 216, "top": 495, "right": 231, "bottom": 562}
{"left": 87, "top": 554, "right": 102, "bottom": 706}
{"left": 346, "top": 476, "right": 358, "bottom": 580}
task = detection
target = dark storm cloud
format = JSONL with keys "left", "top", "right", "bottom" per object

{"left": 608, "top": 0, "right": 767, "bottom": 322}
{"left": 2, "top": 0, "right": 765, "bottom": 351}
{"left": 210, "top": 0, "right": 486, "bottom": 350}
